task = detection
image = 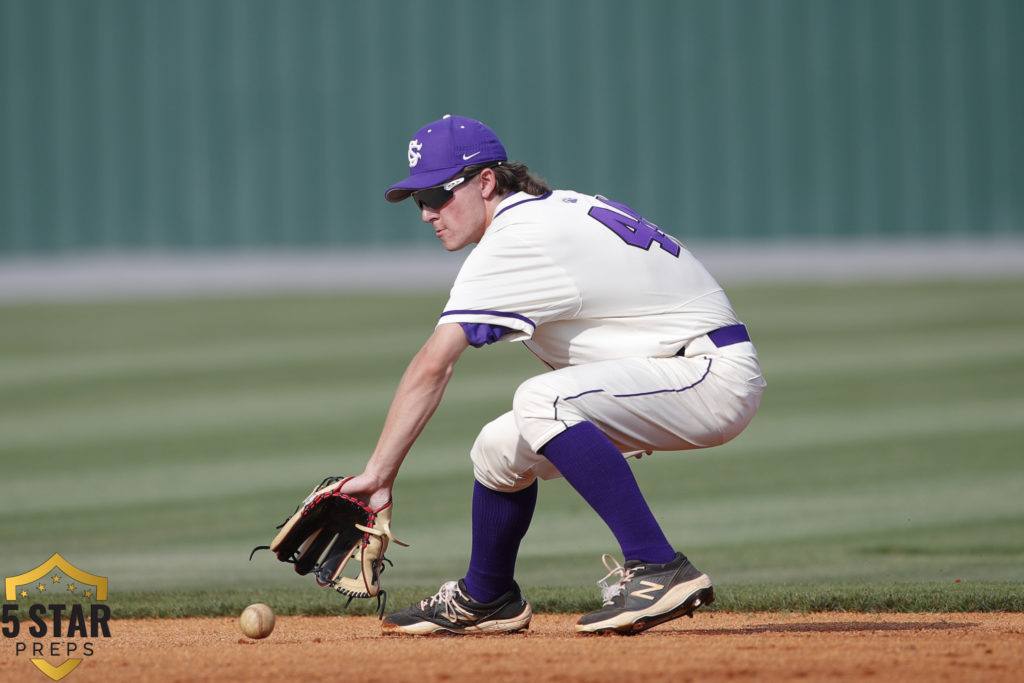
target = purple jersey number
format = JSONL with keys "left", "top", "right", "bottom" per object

{"left": 588, "top": 197, "right": 681, "bottom": 257}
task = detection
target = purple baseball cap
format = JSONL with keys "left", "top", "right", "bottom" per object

{"left": 385, "top": 114, "right": 507, "bottom": 202}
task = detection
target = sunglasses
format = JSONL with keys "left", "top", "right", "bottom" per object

{"left": 412, "top": 164, "right": 498, "bottom": 211}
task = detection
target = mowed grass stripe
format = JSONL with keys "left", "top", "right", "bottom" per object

{"left": 0, "top": 333, "right": 417, "bottom": 390}
{"left": 0, "top": 381, "right": 397, "bottom": 449}
{"left": 0, "top": 440, "right": 483, "bottom": 517}
{"left": 759, "top": 330, "right": 1022, "bottom": 378}
{"left": 0, "top": 292, "right": 445, "bottom": 348}
{"left": 726, "top": 396, "right": 1024, "bottom": 456}
{"left": 0, "top": 365, "right": 528, "bottom": 455}
{"left": 647, "top": 470, "right": 1023, "bottom": 546}
{"left": 732, "top": 279, "right": 1023, "bottom": 331}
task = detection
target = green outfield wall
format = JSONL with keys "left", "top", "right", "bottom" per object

{"left": 1, "top": 0, "right": 1021, "bottom": 254}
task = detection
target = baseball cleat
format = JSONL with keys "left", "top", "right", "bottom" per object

{"left": 381, "top": 579, "right": 532, "bottom": 635}
{"left": 575, "top": 552, "right": 714, "bottom": 635}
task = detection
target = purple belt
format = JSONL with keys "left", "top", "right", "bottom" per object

{"left": 708, "top": 324, "right": 750, "bottom": 347}
{"left": 676, "top": 324, "right": 750, "bottom": 355}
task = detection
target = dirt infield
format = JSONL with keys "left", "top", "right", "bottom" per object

{"left": 3, "top": 613, "right": 1021, "bottom": 682}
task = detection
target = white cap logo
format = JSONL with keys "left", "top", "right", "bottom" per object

{"left": 408, "top": 139, "right": 423, "bottom": 168}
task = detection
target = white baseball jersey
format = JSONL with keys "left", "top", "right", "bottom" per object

{"left": 438, "top": 190, "right": 740, "bottom": 366}
{"left": 436, "top": 190, "right": 765, "bottom": 492}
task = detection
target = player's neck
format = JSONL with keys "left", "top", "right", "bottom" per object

{"left": 482, "top": 191, "right": 513, "bottom": 228}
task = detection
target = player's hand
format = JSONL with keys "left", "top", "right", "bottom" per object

{"left": 335, "top": 472, "right": 393, "bottom": 511}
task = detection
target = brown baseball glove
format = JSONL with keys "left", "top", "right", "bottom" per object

{"left": 251, "top": 476, "right": 407, "bottom": 615}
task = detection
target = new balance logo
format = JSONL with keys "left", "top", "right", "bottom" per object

{"left": 630, "top": 580, "right": 664, "bottom": 601}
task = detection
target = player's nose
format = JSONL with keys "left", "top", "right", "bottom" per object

{"left": 420, "top": 205, "right": 439, "bottom": 223}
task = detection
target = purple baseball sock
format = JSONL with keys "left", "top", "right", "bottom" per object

{"left": 540, "top": 422, "right": 676, "bottom": 564}
{"left": 463, "top": 479, "right": 538, "bottom": 603}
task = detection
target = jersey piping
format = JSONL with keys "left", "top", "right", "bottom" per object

{"left": 440, "top": 309, "right": 537, "bottom": 331}
{"left": 493, "top": 191, "right": 553, "bottom": 220}
{"left": 551, "top": 357, "right": 714, "bottom": 422}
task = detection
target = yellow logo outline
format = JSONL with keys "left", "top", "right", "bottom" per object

{"left": 5, "top": 553, "right": 108, "bottom": 601}
{"left": 30, "top": 659, "right": 82, "bottom": 681}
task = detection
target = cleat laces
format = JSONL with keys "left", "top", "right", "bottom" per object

{"left": 596, "top": 554, "right": 636, "bottom": 605}
{"left": 420, "top": 580, "right": 475, "bottom": 622}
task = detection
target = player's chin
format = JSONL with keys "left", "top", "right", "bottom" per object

{"left": 437, "top": 234, "right": 464, "bottom": 251}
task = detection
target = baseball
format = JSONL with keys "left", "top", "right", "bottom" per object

{"left": 239, "top": 603, "right": 275, "bottom": 639}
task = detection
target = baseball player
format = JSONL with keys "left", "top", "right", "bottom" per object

{"left": 338, "top": 114, "right": 765, "bottom": 635}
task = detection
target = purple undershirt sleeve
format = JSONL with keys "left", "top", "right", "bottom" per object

{"left": 459, "top": 323, "right": 515, "bottom": 348}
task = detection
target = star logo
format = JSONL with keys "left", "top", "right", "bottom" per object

{"left": 5, "top": 554, "right": 112, "bottom": 681}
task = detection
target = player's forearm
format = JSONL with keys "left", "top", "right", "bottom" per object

{"left": 363, "top": 325, "right": 467, "bottom": 486}
{"left": 365, "top": 358, "right": 452, "bottom": 483}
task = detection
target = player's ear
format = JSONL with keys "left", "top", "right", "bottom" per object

{"left": 478, "top": 167, "right": 500, "bottom": 199}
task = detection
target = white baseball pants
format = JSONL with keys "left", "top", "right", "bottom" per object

{"left": 470, "top": 339, "right": 766, "bottom": 492}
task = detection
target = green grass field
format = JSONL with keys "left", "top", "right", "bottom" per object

{"left": 2, "top": 278, "right": 1022, "bottom": 615}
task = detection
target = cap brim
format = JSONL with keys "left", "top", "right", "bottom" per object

{"left": 384, "top": 165, "right": 464, "bottom": 203}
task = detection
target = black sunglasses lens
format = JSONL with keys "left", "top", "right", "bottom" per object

{"left": 415, "top": 187, "right": 453, "bottom": 211}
